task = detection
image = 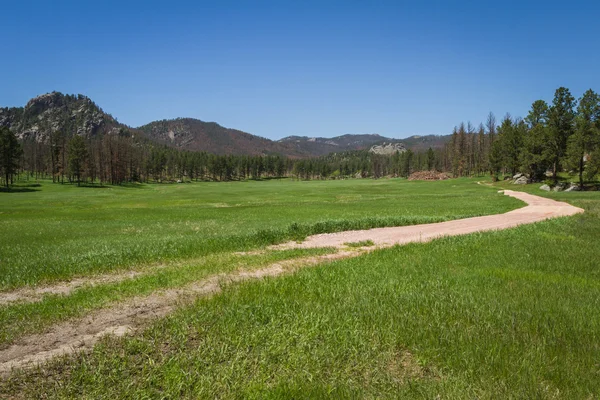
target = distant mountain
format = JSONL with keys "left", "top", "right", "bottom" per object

{"left": 0, "top": 92, "right": 129, "bottom": 141}
{"left": 278, "top": 133, "right": 450, "bottom": 155}
{"left": 1, "top": 92, "right": 451, "bottom": 157}
{"left": 396, "top": 135, "right": 451, "bottom": 152}
{"left": 137, "top": 118, "right": 306, "bottom": 157}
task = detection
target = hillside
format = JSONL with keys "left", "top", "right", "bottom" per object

{"left": 137, "top": 118, "right": 306, "bottom": 157}
{"left": 398, "top": 134, "right": 451, "bottom": 151}
{"left": 1, "top": 92, "right": 449, "bottom": 157}
{"left": 279, "top": 133, "right": 449, "bottom": 155}
{"left": 0, "top": 92, "right": 129, "bottom": 141}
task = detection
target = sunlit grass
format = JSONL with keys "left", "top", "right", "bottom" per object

{"left": 2, "top": 182, "right": 598, "bottom": 398}
{"left": 0, "top": 247, "right": 334, "bottom": 347}
{"left": 0, "top": 178, "right": 519, "bottom": 289}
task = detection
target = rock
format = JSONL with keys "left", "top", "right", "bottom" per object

{"left": 176, "top": 179, "right": 182, "bottom": 183}
{"left": 369, "top": 142, "right": 406, "bottom": 155}
{"left": 564, "top": 184, "right": 581, "bottom": 192}
{"left": 513, "top": 176, "right": 529, "bottom": 185}
{"left": 539, "top": 184, "right": 551, "bottom": 191}
{"left": 552, "top": 183, "right": 567, "bottom": 192}
{"left": 545, "top": 170, "right": 554, "bottom": 177}
{"left": 513, "top": 173, "right": 524, "bottom": 180}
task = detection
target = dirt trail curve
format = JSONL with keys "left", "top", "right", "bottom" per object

{"left": 0, "top": 190, "right": 583, "bottom": 376}
{"left": 272, "top": 190, "right": 584, "bottom": 250}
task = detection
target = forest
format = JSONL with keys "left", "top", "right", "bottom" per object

{"left": 1, "top": 87, "right": 599, "bottom": 187}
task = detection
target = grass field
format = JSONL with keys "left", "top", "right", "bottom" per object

{"left": 0, "top": 178, "right": 519, "bottom": 289}
{"left": 2, "top": 178, "right": 599, "bottom": 398}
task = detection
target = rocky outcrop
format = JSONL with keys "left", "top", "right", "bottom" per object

{"left": 540, "top": 183, "right": 581, "bottom": 192}
{"left": 369, "top": 142, "right": 406, "bottom": 155}
{"left": 511, "top": 173, "right": 529, "bottom": 185}
{"left": 564, "top": 184, "right": 582, "bottom": 192}
{"left": 0, "top": 92, "right": 122, "bottom": 142}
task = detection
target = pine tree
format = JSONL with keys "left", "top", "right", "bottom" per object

{"left": 68, "top": 135, "right": 89, "bottom": 186}
{"left": 485, "top": 112, "right": 497, "bottom": 176}
{"left": 547, "top": 87, "right": 576, "bottom": 182}
{"left": 567, "top": 89, "right": 600, "bottom": 187}
{"left": 521, "top": 100, "right": 550, "bottom": 181}
{"left": 426, "top": 147, "right": 435, "bottom": 170}
{"left": 0, "top": 127, "right": 23, "bottom": 188}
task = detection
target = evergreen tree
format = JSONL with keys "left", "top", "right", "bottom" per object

{"left": 547, "top": 87, "right": 576, "bottom": 182}
{"left": 0, "top": 127, "right": 23, "bottom": 188}
{"left": 68, "top": 135, "right": 88, "bottom": 186}
{"left": 567, "top": 89, "right": 600, "bottom": 187}
{"left": 485, "top": 112, "right": 497, "bottom": 176}
{"left": 521, "top": 100, "right": 550, "bottom": 181}
{"left": 426, "top": 147, "right": 435, "bottom": 170}
{"left": 496, "top": 114, "right": 523, "bottom": 177}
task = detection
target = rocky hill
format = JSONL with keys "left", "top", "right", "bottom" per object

{"left": 1, "top": 92, "right": 450, "bottom": 157}
{"left": 279, "top": 133, "right": 449, "bottom": 155}
{"left": 0, "top": 92, "right": 128, "bottom": 141}
{"left": 277, "top": 134, "right": 398, "bottom": 156}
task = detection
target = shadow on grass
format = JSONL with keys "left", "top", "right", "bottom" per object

{"left": 0, "top": 187, "right": 39, "bottom": 193}
{"left": 118, "top": 182, "right": 149, "bottom": 189}
{"left": 73, "top": 183, "right": 110, "bottom": 189}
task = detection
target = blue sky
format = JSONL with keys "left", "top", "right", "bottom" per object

{"left": 2, "top": 0, "right": 599, "bottom": 139}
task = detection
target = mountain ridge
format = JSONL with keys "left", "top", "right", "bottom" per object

{"left": 1, "top": 92, "right": 450, "bottom": 157}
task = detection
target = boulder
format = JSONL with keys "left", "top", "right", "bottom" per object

{"left": 513, "top": 173, "right": 524, "bottom": 180}
{"left": 552, "top": 183, "right": 567, "bottom": 192}
{"left": 564, "top": 184, "right": 581, "bottom": 192}
{"left": 513, "top": 176, "right": 529, "bottom": 185}
{"left": 539, "top": 184, "right": 551, "bottom": 191}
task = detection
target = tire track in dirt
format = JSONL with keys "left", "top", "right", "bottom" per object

{"left": 0, "top": 190, "right": 583, "bottom": 375}
{"left": 0, "top": 270, "right": 147, "bottom": 306}
{"left": 0, "top": 251, "right": 355, "bottom": 375}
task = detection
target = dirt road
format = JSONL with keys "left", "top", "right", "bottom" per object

{"left": 272, "top": 190, "right": 584, "bottom": 250}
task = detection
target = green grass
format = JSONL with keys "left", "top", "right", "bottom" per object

{"left": 2, "top": 180, "right": 599, "bottom": 398}
{"left": 344, "top": 239, "right": 375, "bottom": 247}
{"left": 0, "top": 178, "right": 520, "bottom": 289}
{"left": 0, "top": 247, "right": 333, "bottom": 348}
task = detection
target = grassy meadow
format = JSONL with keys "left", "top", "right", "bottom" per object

{"left": 2, "top": 177, "right": 600, "bottom": 398}
{"left": 0, "top": 178, "right": 519, "bottom": 289}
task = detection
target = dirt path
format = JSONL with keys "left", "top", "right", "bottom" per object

{"left": 0, "top": 190, "right": 583, "bottom": 376}
{"left": 0, "top": 270, "right": 147, "bottom": 306}
{"left": 271, "top": 190, "right": 584, "bottom": 250}
{"left": 0, "top": 251, "right": 354, "bottom": 375}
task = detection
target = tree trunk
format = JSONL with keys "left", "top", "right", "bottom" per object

{"left": 579, "top": 155, "right": 584, "bottom": 188}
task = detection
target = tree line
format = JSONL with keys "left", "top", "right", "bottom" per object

{"left": 1, "top": 86, "right": 598, "bottom": 188}
{"left": 2, "top": 123, "right": 447, "bottom": 185}
{"left": 448, "top": 87, "right": 600, "bottom": 186}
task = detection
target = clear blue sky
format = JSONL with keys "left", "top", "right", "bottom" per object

{"left": 2, "top": 0, "right": 599, "bottom": 139}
